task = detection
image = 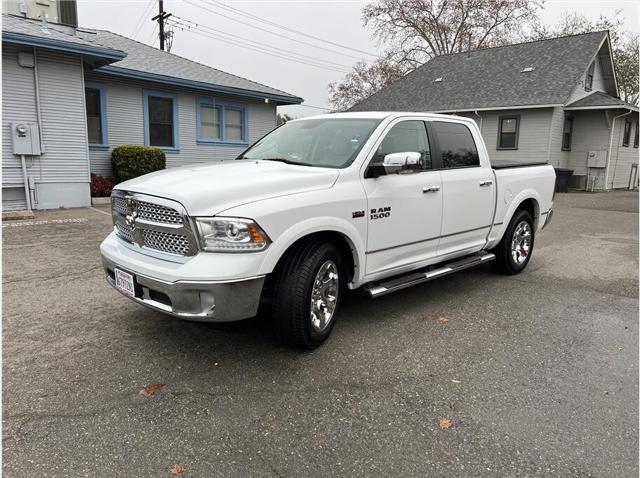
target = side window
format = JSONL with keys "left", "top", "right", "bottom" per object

{"left": 562, "top": 116, "right": 573, "bottom": 151}
{"left": 497, "top": 115, "right": 520, "bottom": 149}
{"left": 623, "top": 119, "right": 632, "bottom": 147}
{"left": 372, "top": 120, "right": 432, "bottom": 170}
{"left": 432, "top": 121, "right": 480, "bottom": 168}
{"left": 585, "top": 61, "right": 595, "bottom": 91}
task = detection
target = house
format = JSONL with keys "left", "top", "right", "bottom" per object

{"left": 2, "top": 11, "right": 302, "bottom": 211}
{"left": 350, "top": 31, "right": 639, "bottom": 191}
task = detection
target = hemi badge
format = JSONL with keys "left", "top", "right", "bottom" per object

{"left": 352, "top": 210, "right": 365, "bottom": 218}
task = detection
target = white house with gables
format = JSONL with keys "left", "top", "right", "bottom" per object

{"left": 1, "top": 10, "right": 302, "bottom": 211}
{"left": 351, "top": 31, "right": 639, "bottom": 191}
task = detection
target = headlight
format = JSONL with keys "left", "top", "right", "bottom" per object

{"left": 195, "top": 217, "right": 270, "bottom": 252}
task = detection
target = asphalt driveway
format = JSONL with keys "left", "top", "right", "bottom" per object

{"left": 3, "top": 192, "right": 638, "bottom": 477}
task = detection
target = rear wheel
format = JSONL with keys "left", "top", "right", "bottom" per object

{"left": 491, "top": 209, "right": 535, "bottom": 275}
{"left": 272, "top": 242, "right": 342, "bottom": 349}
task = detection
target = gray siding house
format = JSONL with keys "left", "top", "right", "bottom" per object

{"left": 350, "top": 31, "right": 639, "bottom": 191}
{"left": 2, "top": 13, "right": 302, "bottom": 211}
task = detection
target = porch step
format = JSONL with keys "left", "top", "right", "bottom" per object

{"left": 364, "top": 252, "right": 495, "bottom": 298}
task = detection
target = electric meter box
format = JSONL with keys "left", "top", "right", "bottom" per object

{"left": 587, "top": 150, "right": 607, "bottom": 168}
{"left": 11, "top": 122, "right": 41, "bottom": 156}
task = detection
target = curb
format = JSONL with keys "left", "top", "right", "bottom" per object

{"left": 2, "top": 210, "right": 35, "bottom": 221}
{"left": 91, "top": 197, "right": 111, "bottom": 205}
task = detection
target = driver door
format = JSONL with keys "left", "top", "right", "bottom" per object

{"left": 362, "top": 120, "right": 443, "bottom": 276}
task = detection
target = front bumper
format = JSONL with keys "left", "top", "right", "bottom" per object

{"left": 101, "top": 254, "right": 265, "bottom": 322}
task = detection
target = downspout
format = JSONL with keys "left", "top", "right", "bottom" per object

{"left": 604, "top": 108, "right": 633, "bottom": 190}
{"left": 473, "top": 110, "right": 483, "bottom": 132}
{"left": 33, "top": 46, "right": 45, "bottom": 154}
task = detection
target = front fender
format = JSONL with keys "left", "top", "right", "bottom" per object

{"left": 257, "top": 216, "right": 366, "bottom": 284}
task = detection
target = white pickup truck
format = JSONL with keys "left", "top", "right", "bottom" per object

{"left": 101, "top": 112, "right": 555, "bottom": 348}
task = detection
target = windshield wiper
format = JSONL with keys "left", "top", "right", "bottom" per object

{"left": 257, "top": 157, "right": 309, "bottom": 166}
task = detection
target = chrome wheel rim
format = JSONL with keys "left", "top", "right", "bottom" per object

{"left": 310, "top": 260, "right": 339, "bottom": 332}
{"left": 511, "top": 221, "right": 532, "bottom": 265}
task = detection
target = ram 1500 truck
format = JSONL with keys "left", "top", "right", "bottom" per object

{"left": 100, "top": 112, "right": 555, "bottom": 348}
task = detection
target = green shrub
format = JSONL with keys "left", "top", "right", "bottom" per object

{"left": 111, "top": 145, "right": 166, "bottom": 183}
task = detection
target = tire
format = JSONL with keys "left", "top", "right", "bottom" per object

{"left": 491, "top": 209, "right": 535, "bottom": 275}
{"left": 272, "top": 242, "right": 343, "bottom": 349}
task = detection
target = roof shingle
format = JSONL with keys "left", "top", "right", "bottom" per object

{"left": 349, "top": 31, "right": 609, "bottom": 112}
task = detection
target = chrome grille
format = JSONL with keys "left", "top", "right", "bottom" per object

{"left": 111, "top": 191, "right": 197, "bottom": 256}
{"left": 137, "top": 201, "right": 183, "bottom": 224}
{"left": 115, "top": 220, "right": 134, "bottom": 243}
{"left": 142, "top": 230, "right": 191, "bottom": 255}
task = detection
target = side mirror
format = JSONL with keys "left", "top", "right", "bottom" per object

{"left": 382, "top": 152, "right": 422, "bottom": 174}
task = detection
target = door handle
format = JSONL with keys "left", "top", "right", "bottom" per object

{"left": 423, "top": 185, "right": 440, "bottom": 193}
{"left": 479, "top": 180, "right": 493, "bottom": 187}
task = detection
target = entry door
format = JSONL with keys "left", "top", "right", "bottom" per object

{"left": 363, "top": 120, "right": 443, "bottom": 276}
{"left": 432, "top": 121, "right": 495, "bottom": 256}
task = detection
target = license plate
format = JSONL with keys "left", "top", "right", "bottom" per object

{"left": 114, "top": 268, "right": 135, "bottom": 297}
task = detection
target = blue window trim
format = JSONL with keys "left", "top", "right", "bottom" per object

{"left": 196, "top": 97, "right": 249, "bottom": 146}
{"left": 85, "top": 81, "right": 109, "bottom": 149}
{"left": 143, "top": 90, "right": 180, "bottom": 152}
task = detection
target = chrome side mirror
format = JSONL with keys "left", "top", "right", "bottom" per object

{"left": 382, "top": 152, "right": 422, "bottom": 174}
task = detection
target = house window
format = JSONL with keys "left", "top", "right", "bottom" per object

{"left": 634, "top": 121, "right": 639, "bottom": 148}
{"left": 585, "top": 61, "right": 595, "bottom": 91}
{"left": 498, "top": 115, "right": 520, "bottom": 149}
{"left": 622, "top": 119, "right": 632, "bottom": 147}
{"left": 197, "top": 98, "right": 247, "bottom": 144}
{"left": 144, "top": 91, "right": 178, "bottom": 149}
{"left": 85, "top": 83, "right": 107, "bottom": 147}
{"left": 562, "top": 116, "right": 573, "bottom": 151}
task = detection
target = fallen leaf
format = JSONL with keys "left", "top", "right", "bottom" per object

{"left": 451, "top": 379, "right": 461, "bottom": 384}
{"left": 139, "top": 383, "right": 164, "bottom": 397}
{"left": 438, "top": 417, "right": 453, "bottom": 429}
{"left": 169, "top": 463, "right": 184, "bottom": 475}
{"left": 438, "top": 316, "right": 449, "bottom": 323}
{"left": 450, "top": 401, "right": 463, "bottom": 413}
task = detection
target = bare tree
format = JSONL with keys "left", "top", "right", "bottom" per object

{"left": 364, "top": 0, "right": 542, "bottom": 68}
{"left": 531, "top": 11, "right": 639, "bottom": 105}
{"left": 328, "top": 59, "right": 404, "bottom": 112}
{"left": 328, "top": 0, "right": 542, "bottom": 110}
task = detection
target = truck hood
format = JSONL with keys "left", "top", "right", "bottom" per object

{"left": 115, "top": 160, "right": 340, "bottom": 216}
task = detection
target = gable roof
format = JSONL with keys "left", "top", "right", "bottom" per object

{"left": 77, "top": 29, "right": 303, "bottom": 105}
{"left": 565, "top": 91, "right": 638, "bottom": 111}
{"left": 1, "top": 14, "right": 125, "bottom": 65}
{"left": 349, "top": 31, "right": 610, "bottom": 113}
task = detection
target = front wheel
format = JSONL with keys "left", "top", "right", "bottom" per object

{"left": 272, "top": 242, "right": 342, "bottom": 349}
{"left": 491, "top": 209, "right": 535, "bottom": 275}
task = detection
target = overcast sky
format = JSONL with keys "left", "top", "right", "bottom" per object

{"left": 77, "top": 0, "right": 639, "bottom": 117}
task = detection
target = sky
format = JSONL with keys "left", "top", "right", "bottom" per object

{"left": 77, "top": 0, "right": 639, "bottom": 118}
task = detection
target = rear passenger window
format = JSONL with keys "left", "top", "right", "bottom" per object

{"left": 432, "top": 121, "right": 480, "bottom": 168}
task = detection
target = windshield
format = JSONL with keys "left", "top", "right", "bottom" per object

{"left": 238, "top": 118, "right": 382, "bottom": 168}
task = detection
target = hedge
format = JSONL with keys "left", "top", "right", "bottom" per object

{"left": 111, "top": 145, "right": 166, "bottom": 183}
{"left": 90, "top": 173, "right": 115, "bottom": 197}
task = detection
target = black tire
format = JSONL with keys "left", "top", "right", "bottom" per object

{"left": 272, "top": 242, "right": 343, "bottom": 349}
{"left": 491, "top": 209, "right": 535, "bottom": 275}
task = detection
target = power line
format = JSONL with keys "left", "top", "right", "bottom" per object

{"left": 166, "top": 19, "right": 351, "bottom": 73}
{"left": 169, "top": 16, "right": 352, "bottom": 70}
{"left": 151, "top": 0, "right": 172, "bottom": 51}
{"left": 167, "top": 22, "right": 350, "bottom": 74}
{"left": 183, "top": 0, "right": 379, "bottom": 61}
{"left": 146, "top": 23, "right": 158, "bottom": 45}
{"left": 131, "top": 0, "right": 155, "bottom": 40}
{"left": 206, "top": 0, "right": 379, "bottom": 58}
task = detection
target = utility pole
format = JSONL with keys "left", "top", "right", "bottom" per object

{"left": 151, "top": 0, "right": 172, "bottom": 51}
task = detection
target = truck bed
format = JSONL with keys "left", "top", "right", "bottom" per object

{"left": 491, "top": 160, "right": 549, "bottom": 170}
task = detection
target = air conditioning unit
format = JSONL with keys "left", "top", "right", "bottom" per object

{"left": 587, "top": 150, "right": 607, "bottom": 168}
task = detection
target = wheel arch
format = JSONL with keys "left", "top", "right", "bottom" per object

{"left": 259, "top": 219, "right": 365, "bottom": 286}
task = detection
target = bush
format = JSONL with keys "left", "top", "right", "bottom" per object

{"left": 111, "top": 145, "right": 166, "bottom": 183}
{"left": 90, "top": 173, "right": 115, "bottom": 197}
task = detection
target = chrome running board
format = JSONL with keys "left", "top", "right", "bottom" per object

{"left": 364, "top": 252, "right": 495, "bottom": 298}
